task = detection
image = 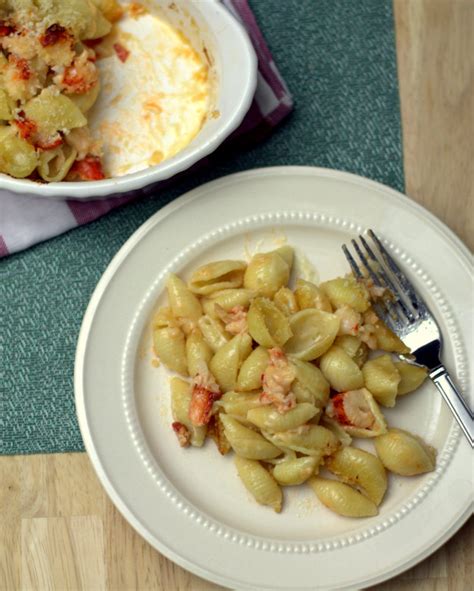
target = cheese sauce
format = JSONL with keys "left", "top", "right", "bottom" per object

{"left": 89, "top": 6, "right": 211, "bottom": 177}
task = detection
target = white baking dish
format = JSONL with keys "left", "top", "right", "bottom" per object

{"left": 0, "top": 0, "right": 257, "bottom": 200}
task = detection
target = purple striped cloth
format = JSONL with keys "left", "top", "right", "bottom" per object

{"left": 0, "top": 0, "right": 292, "bottom": 258}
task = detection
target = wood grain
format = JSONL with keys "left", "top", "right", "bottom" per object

{"left": 394, "top": 0, "right": 473, "bottom": 251}
{"left": 1, "top": 1, "right": 472, "bottom": 590}
{"left": 0, "top": 454, "right": 472, "bottom": 591}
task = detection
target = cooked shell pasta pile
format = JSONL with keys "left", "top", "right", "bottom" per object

{"left": 151, "top": 245, "right": 435, "bottom": 518}
{"left": 0, "top": 0, "right": 122, "bottom": 181}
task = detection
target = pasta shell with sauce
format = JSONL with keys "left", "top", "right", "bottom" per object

{"left": 334, "top": 335, "right": 369, "bottom": 368}
{"left": 152, "top": 306, "right": 175, "bottom": 329}
{"left": 69, "top": 79, "right": 101, "bottom": 113}
{"left": 185, "top": 328, "right": 213, "bottom": 377}
{"left": 209, "top": 333, "right": 253, "bottom": 393}
{"left": 23, "top": 89, "right": 87, "bottom": 137}
{"left": 289, "top": 357, "right": 330, "bottom": 408}
{"left": 188, "top": 260, "right": 247, "bottom": 295}
{"left": 170, "top": 377, "right": 206, "bottom": 446}
{"left": 325, "top": 446, "right": 387, "bottom": 505}
{"left": 395, "top": 361, "right": 428, "bottom": 395}
{"left": 294, "top": 279, "right": 332, "bottom": 312}
{"left": 200, "top": 298, "right": 218, "bottom": 318}
{"left": 320, "top": 416, "right": 352, "bottom": 447}
{"left": 325, "top": 388, "right": 388, "bottom": 438}
{"left": 273, "top": 286, "right": 299, "bottom": 316}
{"left": 273, "top": 456, "right": 319, "bottom": 486}
{"left": 197, "top": 315, "right": 230, "bottom": 352}
{"left": 236, "top": 346, "right": 270, "bottom": 391}
{"left": 0, "top": 87, "right": 12, "bottom": 120}
{"left": 374, "top": 428, "right": 436, "bottom": 476}
{"left": 247, "top": 403, "right": 319, "bottom": 433}
{"left": 38, "top": 145, "right": 78, "bottom": 182}
{"left": 167, "top": 273, "right": 202, "bottom": 322}
{"left": 273, "top": 245, "right": 294, "bottom": 268}
{"left": 204, "top": 288, "right": 256, "bottom": 313}
{"left": 362, "top": 354, "right": 401, "bottom": 407}
{"left": 265, "top": 425, "right": 339, "bottom": 458}
{"left": 320, "top": 276, "right": 370, "bottom": 313}
{"left": 243, "top": 248, "right": 292, "bottom": 298}
{"left": 319, "top": 346, "right": 364, "bottom": 392}
{"left": 0, "top": 127, "right": 38, "bottom": 178}
{"left": 309, "top": 477, "right": 378, "bottom": 518}
{"left": 217, "top": 391, "right": 263, "bottom": 420}
{"left": 371, "top": 314, "right": 410, "bottom": 354}
{"left": 235, "top": 456, "right": 282, "bottom": 513}
{"left": 284, "top": 309, "right": 340, "bottom": 360}
{"left": 153, "top": 325, "right": 188, "bottom": 376}
{"left": 220, "top": 415, "right": 282, "bottom": 460}
{"left": 247, "top": 297, "right": 293, "bottom": 348}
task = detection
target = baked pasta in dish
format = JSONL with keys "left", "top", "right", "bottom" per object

{"left": 0, "top": 0, "right": 121, "bottom": 181}
{"left": 151, "top": 245, "right": 435, "bottom": 518}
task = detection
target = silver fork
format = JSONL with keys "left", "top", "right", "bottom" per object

{"left": 342, "top": 229, "right": 473, "bottom": 447}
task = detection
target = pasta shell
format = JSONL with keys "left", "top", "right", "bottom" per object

{"left": 273, "top": 456, "right": 318, "bottom": 486}
{"left": 243, "top": 249, "right": 291, "bottom": 298}
{"left": 320, "top": 276, "right": 370, "bottom": 313}
{"left": 362, "top": 354, "right": 401, "bottom": 407}
{"left": 274, "top": 245, "right": 294, "bottom": 269}
{"left": 247, "top": 298, "right": 293, "bottom": 348}
{"left": 284, "top": 309, "right": 340, "bottom": 360}
{"left": 372, "top": 316, "right": 410, "bottom": 354}
{"left": 0, "top": 127, "right": 38, "bottom": 178}
{"left": 343, "top": 408, "right": 387, "bottom": 439}
{"left": 326, "top": 447, "right": 387, "bottom": 505}
{"left": 197, "top": 315, "right": 230, "bottom": 352}
{"left": 290, "top": 358, "right": 330, "bottom": 408}
{"left": 294, "top": 279, "right": 332, "bottom": 312}
{"left": 207, "top": 412, "right": 231, "bottom": 455}
{"left": 220, "top": 415, "right": 282, "bottom": 460}
{"left": 205, "top": 288, "right": 256, "bottom": 312}
{"left": 209, "top": 333, "right": 253, "bottom": 392}
{"left": 247, "top": 403, "right": 319, "bottom": 432}
{"left": 188, "top": 260, "right": 246, "bottom": 295}
{"left": 166, "top": 274, "right": 202, "bottom": 322}
{"left": 237, "top": 346, "right": 269, "bottom": 391}
{"left": 69, "top": 80, "right": 101, "bottom": 113}
{"left": 395, "top": 361, "right": 428, "bottom": 395}
{"left": 334, "top": 335, "right": 368, "bottom": 367}
{"left": 320, "top": 417, "right": 352, "bottom": 447}
{"left": 0, "top": 88, "right": 12, "bottom": 120}
{"left": 325, "top": 388, "right": 388, "bottom": 438}
{"left": 153, "top": 326, "right": 188, "bottom": 375}
{"left": 309, "top": 477, "right": 378, "bottom": 517}
{"left": 24, "top": 89, "right": 87, "bottom": 136}
{"left": 152, "top": 306, "right": 175, "bottom": 329}
{"left": 217, "top": 391, "right": 262, "bottom": 419}
{"left": 273, "top": 287, "right": 299, "bottom": 316}
{"left": 38, "top": 145, "right": 77, "bottom": 182}
{"left": 186, "top": 328, "right": 213, "bottom": 377}
{"left": 201, "top": 298, "right": 218, "bottom": 318}
{"left": 170, "top": 377, "right": 206, "bottom": 446}
{"left": 374, "top": 428, "right": 436, "bottom": 476}
{"left": 319, "top": 346, "right": 364, "bottom": 392}
{"left": 235, "top": 456, "right": 282, "bottom": 512}
{"left": 266, "top": 425, "right": 339, "bottom": 457}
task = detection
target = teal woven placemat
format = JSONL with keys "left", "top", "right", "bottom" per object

{"left": 0, "top": 0, "right": 404, "bottom": 455}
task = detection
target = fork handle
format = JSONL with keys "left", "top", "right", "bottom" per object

{"left": 430, "top": 366, "right": 474, "bottom": 447}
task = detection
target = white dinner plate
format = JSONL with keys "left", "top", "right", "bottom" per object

{"left": 75, "top": 167, "right": 473, "bottom": 590}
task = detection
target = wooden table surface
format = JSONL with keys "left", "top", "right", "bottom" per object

{"left": 1, "top": 0, "right": 472, "bottom": 589}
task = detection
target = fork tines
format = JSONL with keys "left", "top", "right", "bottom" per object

{"left": 342, "top": 230, "right": 426, "bottom": 330}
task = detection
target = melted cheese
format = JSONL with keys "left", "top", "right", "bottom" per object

{"left": 88, "top": 9, "right": 210, "bottom": 177}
